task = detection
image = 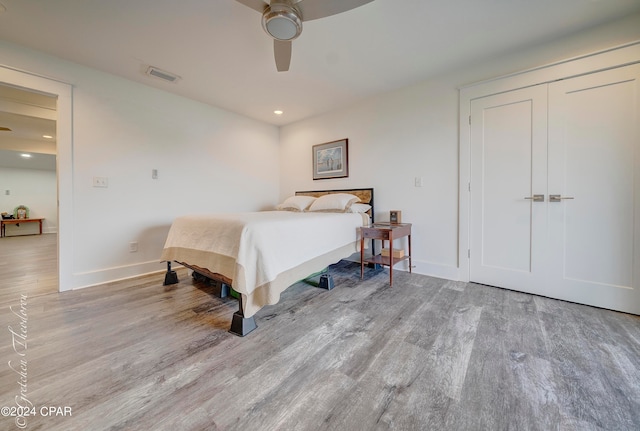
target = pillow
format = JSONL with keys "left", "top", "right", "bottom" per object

{"left": 308, "top": 193, "right": 360, "bottom": 212}
{"left": 348, "top": 203, "right": 372, "bottom": 213}
{"left": 276, "top": 195, "right": 316, "bottom": 212}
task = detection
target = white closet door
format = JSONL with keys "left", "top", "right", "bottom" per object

{"left": 547, "top": 64, "right": 640, "bottom": 314}
{"left": 469, "top": 85, "right": 548, "bottom": 292}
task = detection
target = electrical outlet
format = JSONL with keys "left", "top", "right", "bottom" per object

{"left": 93, "top": 176, "right": 108, "bottom": 188}
{"left": 129, "top": 241, "right": 138, "bottom": 252}
{"left": 414, "top": 177, "right": 423, "bottom": 187}
{"left": 152, "top": 169, "right": 158, "bottom": 179}
{"left": 4, "top": 190, "right": 9, "bottom": 195}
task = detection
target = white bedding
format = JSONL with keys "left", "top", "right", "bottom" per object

{"left": 161, "top": 211, "right": 369, "bottom": 317}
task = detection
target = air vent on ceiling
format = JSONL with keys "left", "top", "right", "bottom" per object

{"left": 145, "top": 66, "right": 181, "bottom": 83}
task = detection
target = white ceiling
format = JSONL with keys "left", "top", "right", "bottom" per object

{"left": 0, "top": 148, "right": 56, "bottom": 170}
{"left": 0, "top": 0, "right": 640, "bottom": 126}
{"left": 0, "top": 84, "right": 57, "bottom": 170}
{"left": 0, "top": 110, "right": 55, "bottom": 142}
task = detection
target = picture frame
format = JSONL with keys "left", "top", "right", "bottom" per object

{"left": 313, "top": 139, "right": 349, "bottom": 180}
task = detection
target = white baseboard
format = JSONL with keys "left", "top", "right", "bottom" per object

{"left": 66, "top": 257, "right": 462, "bottom": 292}
{"left": 410, "top": 259, "right": 461, "bottom": 281}
{"left": 344, "top": 256, "right": 461, "bottom": 281}
{"left": 68, "top": 260, "right": 167, "bottom": 291}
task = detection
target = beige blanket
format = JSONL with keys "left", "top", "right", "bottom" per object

{"left": 161, "top": 211, "right": 368, "bottom": 316}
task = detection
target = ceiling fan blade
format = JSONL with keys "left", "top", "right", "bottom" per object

{"left": 274, "top": 40, "right": 292, "bottom": 72}
{"left": 296, "top": 0, "right": 374, "bottom": 21}
{"left": 235, "top": 0, "right": 268, "bottom": 13}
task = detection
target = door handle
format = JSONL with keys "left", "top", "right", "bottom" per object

{"left": 524, "top": 194, "right": 545, "bottom": 202}
{"left": 549, "top": 194, "right": 574, "bottom": 202}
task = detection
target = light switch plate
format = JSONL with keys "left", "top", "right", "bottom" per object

{"left": 93, "top": 176, "right": 108, "bottom": 188}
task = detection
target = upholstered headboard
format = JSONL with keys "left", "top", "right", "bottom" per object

{"left": 295, "top": 188, "right": 374, "bottom": 221}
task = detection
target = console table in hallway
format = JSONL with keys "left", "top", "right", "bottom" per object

{"left": 1, "top": 218, "right": 45, "bottom": 237}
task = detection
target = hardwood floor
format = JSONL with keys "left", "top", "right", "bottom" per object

{"left": 1, "top": 236, "right": 639, "bottom": 430}
{"left": 0, "top": 233, "right": 57, "bottom": 300}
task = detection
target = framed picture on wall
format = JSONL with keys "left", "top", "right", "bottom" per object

{"left": 313, "top": 138, "right": 349, "bottom": 180}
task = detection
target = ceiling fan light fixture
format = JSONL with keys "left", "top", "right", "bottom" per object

{"left": 262, "top": 3, "right": 302, "bottom": 41}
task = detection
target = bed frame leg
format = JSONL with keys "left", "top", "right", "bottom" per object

{"left": 303, "top": 270, "right": 335, "bottom": 290}
{"left": 229, "top": 299, "right": 257, "bottom": 337}
{"left": 163, "top": 261, "right": 179, "bottom": 285}
{"left": 319, "top": 273, "right": 335, "bottom": 290}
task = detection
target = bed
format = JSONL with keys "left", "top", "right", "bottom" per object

{"left": 161, "top": 188, "right": 374, "bottom": 336}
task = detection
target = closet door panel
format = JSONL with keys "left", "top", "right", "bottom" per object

{"left": 469, "top": 85, "right": 548, "bottom": 291}
{"left": 548, "top": 64, "right": 640, "bottom": 313}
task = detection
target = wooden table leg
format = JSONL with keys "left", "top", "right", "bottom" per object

{"left": 389, "top": 231, "right": 394, "bottom": 286}
{"left": 360, "top": 235, "right": 364, "bottom": 280}
{"left": 408, "top": 233, "right": 412, "bottom": 273}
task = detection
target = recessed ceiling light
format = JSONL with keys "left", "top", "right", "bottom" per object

{"left": 42, "top": 135, "right": 53, "bottom": 139}
{"left": 20, "top": 153, "right": 32, "bottom": 158}
{"left": 274, "top": 110, "right": 283, "bottom": 115}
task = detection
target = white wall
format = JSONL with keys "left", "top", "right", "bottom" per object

{"left": 280, "top": 78, "right": 460, "bottom": 279}
{"left": 0, "top": 41, "right": 280, "bottom": 288}
{"left": 280, "top": 13, "right": 640, "bottom": 281}
{"left": 0, "top": 166, "right": 57, "bottom": 235}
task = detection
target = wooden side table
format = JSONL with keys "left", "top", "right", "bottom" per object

{"left": 360, "top": 223, "right": 412, "bottom": 286}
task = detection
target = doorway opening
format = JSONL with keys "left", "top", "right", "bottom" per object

{"left": 0, "top": 83, "right": 58, "bottom": 296}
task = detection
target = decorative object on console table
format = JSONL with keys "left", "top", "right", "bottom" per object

{"left": 313, "top": 138, "right": 348, "bottom": 180}
{"left": 390, "top": 210, "right": 402, "bottom": 224}
{"left": 14, "top": 205, "right": 29, "bottom": 219}
{"left": 360, "top": 222, "right": 412, "bottom": 286}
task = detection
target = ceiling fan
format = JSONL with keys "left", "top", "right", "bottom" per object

{"left": 235, "top": 0, "right": 374, "bottom": 72}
